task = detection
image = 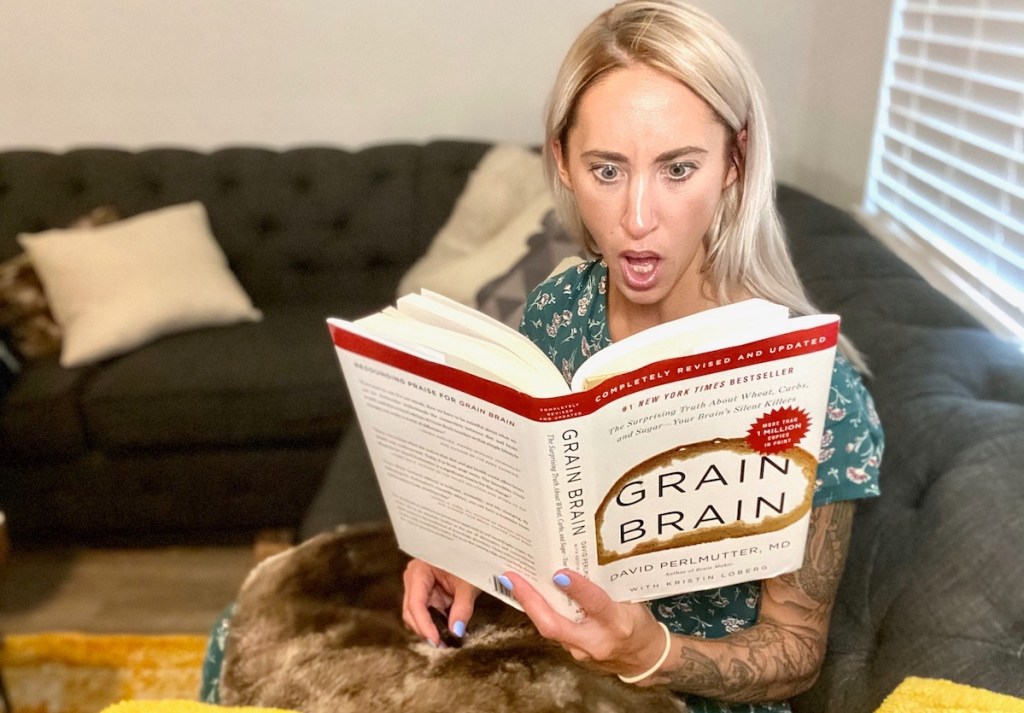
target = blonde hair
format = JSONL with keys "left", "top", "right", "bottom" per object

{"left": 544, "top": 0, "right": 866, "bottom": 371}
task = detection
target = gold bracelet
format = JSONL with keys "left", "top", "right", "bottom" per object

{"left": 617, "top": 622, "right": 672, "bottom": 684}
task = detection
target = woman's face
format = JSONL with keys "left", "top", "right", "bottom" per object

{"left": 554, "top": 63, "right": 738, "bottom": 333}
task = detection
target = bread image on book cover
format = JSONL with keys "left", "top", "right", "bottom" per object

{"left": 327, "top": 290, "right": 840, "bottom": 619}
{"left": 595, "top": 435, "right": 817, "bottom": 565}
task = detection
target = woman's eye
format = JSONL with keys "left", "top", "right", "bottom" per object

{"left": 593, "top": 164, "right": 620, "bottom": 181}
{"left": 667, "top": 163, "right": 695, "bottom": 180}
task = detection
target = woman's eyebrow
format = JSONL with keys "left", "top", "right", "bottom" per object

{"left": 579, "top": 147, "right": 709, "bottom": 163}
{"left": 656, "top": 146, "right": 708, "bottom": 162}
{"left": 580, "top": 150, "right": 629, "bottom": 163}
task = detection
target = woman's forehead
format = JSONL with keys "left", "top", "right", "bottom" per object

{"left": 568, "top": 64, "right": 727, "bottom": 154}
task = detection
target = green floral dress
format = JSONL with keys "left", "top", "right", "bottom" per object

{"left": 520, "top": 260, "right": 884, "bottom": 713}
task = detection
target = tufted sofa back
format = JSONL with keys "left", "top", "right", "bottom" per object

{"left": 0, "top": 142, "right": 491, "bottom": 311}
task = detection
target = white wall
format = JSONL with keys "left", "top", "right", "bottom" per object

{"left": 0, "top": 0, "right": 891, "bottom": 208}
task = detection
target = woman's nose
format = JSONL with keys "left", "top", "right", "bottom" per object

{"left": 622, "top": 176, "right": 656, "bottom": 238}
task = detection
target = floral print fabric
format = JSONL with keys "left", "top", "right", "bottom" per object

{"left": 520, "top": 260, "right": 884, "bottom": 713}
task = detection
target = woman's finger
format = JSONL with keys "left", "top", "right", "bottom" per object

{"left": 402, "top": 560, "right": 443, "bottom": 644}
{"left": 549, "top": 569, "right": 616, "bottom": 621}
{"left": 500, "top": 571, "right": 579, "bottom": 644}
{"left": 446, "top": 580, "right": 480, "bottom": 641}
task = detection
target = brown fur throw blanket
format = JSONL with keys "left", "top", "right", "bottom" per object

{"left": 220, "top": 522, "right": 686, "bottom": 712}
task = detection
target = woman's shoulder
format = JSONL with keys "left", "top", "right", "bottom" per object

{"left": 521, "top": 259, "right": 605, "bottom": 322}
{"left": 813, "top": 353, "right": 885, "bottom": 506}
{"left": 519, "top": 259, "right": 608, "bottom": 378}
{"left": 527, "top": 258, "right": 603, "bottom": 302}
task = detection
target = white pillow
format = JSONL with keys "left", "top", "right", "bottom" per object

{"left": 402, "top": 192, "right": 557, "bottom": 308}
{"left": 19, "top": 202, "right": 262, "bottom": 368}
{"left": 397, "top": 144, "right": 548, "bottom": 299}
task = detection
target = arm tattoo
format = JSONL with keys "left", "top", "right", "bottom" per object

{"left": 656, "top": 502, "right": 856, "bottom": 703}
{"left": 789, "top": 499, "right": 855, "bottom": 604}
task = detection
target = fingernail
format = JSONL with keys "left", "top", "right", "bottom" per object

{"left": 553, "top": 573, "right": 571, "bottom": 588}
{"left": 497, "top": 575, "right": 514, "bottom": 591}
{"left": 452, "top": 620, "right": 466, "bottom": 638}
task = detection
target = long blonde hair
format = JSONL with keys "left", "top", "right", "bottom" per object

{"left": 544, "top": 0, "right": 866, "bottom": 370}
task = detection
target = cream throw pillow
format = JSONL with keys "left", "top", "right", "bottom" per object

{"left": 401, "top": 192, "right": 558, "bottom": 308}
{"left": 396, "top": 144, "right": 549, "bottom": 301}
{"left": 19, "top": 202, "right": 262, "bottom": 368}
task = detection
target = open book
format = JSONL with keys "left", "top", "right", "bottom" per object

{"left": 329, "top": 291, "right": 839, "bottom": 620}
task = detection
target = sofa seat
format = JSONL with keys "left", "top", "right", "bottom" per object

{"left": 2, "top": 360, "right": 90, "bottom": 461}
{"left": 3, "top": 306, "right": 348, "bottom": 452}
{"left": 81, "top": 305, "right": 347, "bottom": 451}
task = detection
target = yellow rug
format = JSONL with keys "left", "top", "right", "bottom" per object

{"left": 1, "top": 633, "right": 207, "bottom": 713}
{"left": 99, "top": 703, "right": 295, "bottom": 713}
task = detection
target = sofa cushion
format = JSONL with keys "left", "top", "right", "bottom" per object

{"left": 19, "top": 202, "right": 263, "bottom": 367}
{"left": 474, "top": 208, "right": 583, "bottom": 327}
{"left": 0, "top": 252, "right": 61, "bottom": 359}
{"left": 1, "top": 358, "right": 90, "bottom": 460}
{"left": 80, "top": 305, "right": 347, "bottom": 451}
{"left": 396, "top": 145, "right": 548, "bottom": 302}
{"left": 396, "top": 144, "right": 585, "bottom": 327}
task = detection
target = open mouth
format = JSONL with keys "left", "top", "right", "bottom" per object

{"left": 620, "top": 253, "right": 661, "bottom": 289}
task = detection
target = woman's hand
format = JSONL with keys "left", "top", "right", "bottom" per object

{"left": 402, "top": 558, "right": 480, "bottom": 647}
{"left": 500, "top": 501, "right": 854, "bottom": 699}
{"left": 500, "top": 569, "right": 670, "bottom": 683}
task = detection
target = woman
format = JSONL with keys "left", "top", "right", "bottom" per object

{"left": 402, "top": 2, "right": 883, "bottom": 711}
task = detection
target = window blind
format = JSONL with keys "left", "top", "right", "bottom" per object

{"left": 863, "top": 0, "right": 1024, "bottom": 340}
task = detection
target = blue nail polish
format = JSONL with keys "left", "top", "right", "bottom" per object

{"left": 497, "top": 575, "right": 514, "bottom": 591}
{"left": 452, "top": 620, "right": 466, "bottom": 637}
{"left": 553, "top": 573, "right": 571, "bottom": 588}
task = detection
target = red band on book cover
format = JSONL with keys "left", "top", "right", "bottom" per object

{"left": 329, "top": 320, "right": 840, "bottom": 422}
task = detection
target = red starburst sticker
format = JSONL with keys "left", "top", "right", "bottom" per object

{"left": 746, "top": 407, "right": 811, "bottom": 455}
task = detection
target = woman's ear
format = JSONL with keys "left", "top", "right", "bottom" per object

{"left": 551, "top": 139, "right": 574, "bottom": 191}
{"left": 725, "top": 127, "right": 748, "bottom": 189}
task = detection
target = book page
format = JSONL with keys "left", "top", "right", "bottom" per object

{"left": 334, "top": 339, "right": 579, "bottom": 618}
{"left": 400, "top": 290, "right": 543, "bottom": 360}
{"left": 346, "top": 314, "right": 569, "bottom": 398}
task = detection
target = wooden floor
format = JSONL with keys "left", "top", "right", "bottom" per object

{"left": 1, "top": 543, "right": 257, "bottom": 635}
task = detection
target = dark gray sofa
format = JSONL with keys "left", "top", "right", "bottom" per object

{"left": 0, "top": 142, "right": 491, "bottom": 543}
{"left": 1, "top": 143, "right": 1022, "bottom": 710}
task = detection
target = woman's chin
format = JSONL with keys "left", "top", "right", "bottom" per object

{"left": 611, "top": 280, "right": 669, "bottom": 309}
